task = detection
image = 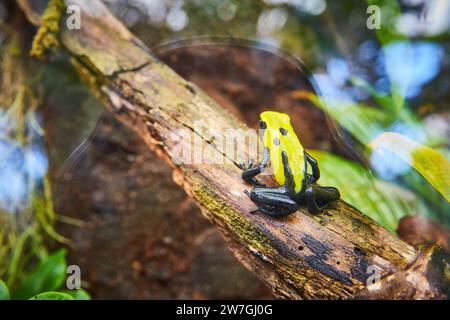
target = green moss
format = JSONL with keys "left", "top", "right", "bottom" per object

{"left": 69, "top": 56, "right": 104, "bottom": 91}
{"left": 30, "top": 0, "right": 65, "bottom": 58}
{"left": 191, "top": 177, "right": 273, "bottom": 255}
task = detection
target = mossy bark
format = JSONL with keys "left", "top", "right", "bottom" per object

{"left": 22, "top": 0, "right": 449, "bottom": 299}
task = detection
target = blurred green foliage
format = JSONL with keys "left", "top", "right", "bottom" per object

{"left": 0, "top": 19, "right": 88, "bottom": 300}
{"left": 12, "top": 249, "right": 67, "bottom": 299}
{"left": 1, "top": 249, "right": 90, "bottom": 300}
{"left": 310, "top": 150, "right": 431, "bottom": 231}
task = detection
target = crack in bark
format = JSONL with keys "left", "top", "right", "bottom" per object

{"left": 109, "top": 61, "right": 153, "bottom": 79}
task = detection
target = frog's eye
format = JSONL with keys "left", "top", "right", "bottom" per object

{"left": 279, "top": 128, "right": 288, "bottom": 136}
{"left": 259, "top": 120, "right": 267, "bottom": 129}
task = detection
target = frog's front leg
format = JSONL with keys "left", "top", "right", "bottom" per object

{"left": 305, "top": 185, "right": 340, "bottom": 214}
{"left": 246, "top": 186, "right": 298, "bottom": 217}
{"left": 240, "top": 147, "right": 270, "bottom": 187}
{"left": 304, "top": 151, "right": 320, "bottom": 184}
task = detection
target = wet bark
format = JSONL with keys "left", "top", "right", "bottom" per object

{"left": 20, "top": 0, "right": 449, "bottom": 299}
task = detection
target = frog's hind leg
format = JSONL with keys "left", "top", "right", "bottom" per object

{"left": 247, "top": 187, "right": 298, "bottom": 217}
{"left": 305, "top": 185, "right": 340, "bottom": 214}
{"left": 255, "top": 203, "right": 297, "bottom": 217}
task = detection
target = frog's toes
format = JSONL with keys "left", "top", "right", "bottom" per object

{"left": 239, "top": 159, "right": 256, "bottom": 171}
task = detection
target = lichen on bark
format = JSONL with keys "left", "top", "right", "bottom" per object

{"left": 30, "top": 0, "right": 65, "bottom": 58}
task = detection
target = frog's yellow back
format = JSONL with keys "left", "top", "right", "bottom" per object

{"left": 260, "top": 111, "right": 305, "bottom": 192}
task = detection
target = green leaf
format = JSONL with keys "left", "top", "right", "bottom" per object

{"left": 350, "top": 76, "right": 406, "bottom": 116}
{"left": 401, "top": 170, "right": 450, "bottom": 227}
{"left": 291, "top": 90, "right": 386, "bottom": 145}
{"left": 30, "top": 292, "right": 74, "bottom": 300}
{"left": 0, "top": 279, "right": 10, "bottom": 300}
{"left": 370, "top": 132, "right": 450, "bottom": 201}
{"left": 12, "top": 249, "right": 67, "bottom": 300}
{"left": 64, "top": 289, "right": 91, "bottom": 300}
{"left": 309, "top": 150, "right": 432, "bottom": 231}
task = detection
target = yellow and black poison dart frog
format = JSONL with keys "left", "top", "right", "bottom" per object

{"left": 240, "top": 111, "right": 340, "bottom": 217}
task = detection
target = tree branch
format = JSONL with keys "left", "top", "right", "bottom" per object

{"left": 22, "top": 0, "right": 449, "bottom": 299}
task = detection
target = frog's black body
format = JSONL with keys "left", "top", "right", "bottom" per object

{"left": 241, "top": 148, "right": 340, "bottom": 217}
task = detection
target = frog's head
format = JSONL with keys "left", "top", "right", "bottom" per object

{"left": 259, "top": 111, "right": 294, "bottom": 149}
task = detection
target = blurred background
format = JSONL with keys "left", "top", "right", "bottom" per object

{"left": 0, "top": 0, "right": 449, "bottom": 299}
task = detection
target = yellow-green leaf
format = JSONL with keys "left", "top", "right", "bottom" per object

{"left": 369, "top": 132, "right": 450, "bottom": 201}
